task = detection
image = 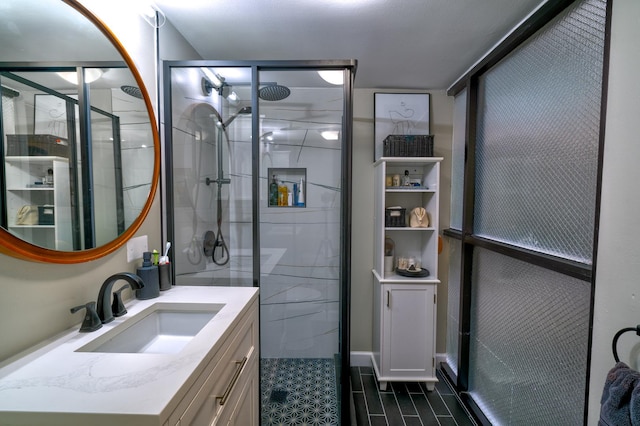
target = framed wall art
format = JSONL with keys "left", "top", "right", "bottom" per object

{"left": 374, "top": 92, "right": 430, "bottom": 161}
{"left": 34, "top": 94, "right": 69, "bottom": 139}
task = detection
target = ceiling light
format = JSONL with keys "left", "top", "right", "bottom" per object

{"left": 318, "top": 70, "right": 344, "bottom": 85}
{"left": 201, "top": 68, "right": 227, "bottom": 96}
{"left": 321, "top": 130, "right": 340, "bottom": 140}
{"left": 201, "top": 68, "right": 224, "bottom": 88}
{"left": 57, "top": 69, "right": 103, "bottom": 85}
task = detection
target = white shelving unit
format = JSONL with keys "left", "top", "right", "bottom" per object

{"left": 371, "top": 157, "right": 442, "bottom": 391}
{"left": 5, "top": 156, "right": 73, "bottom": 250}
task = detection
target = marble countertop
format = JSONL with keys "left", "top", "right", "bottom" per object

{"left": 0, "top": 285, "right": 259, "bottom": 425}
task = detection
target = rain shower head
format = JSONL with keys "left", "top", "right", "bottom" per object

{"left": 121, "top": 85, "right": 143, "bottom": 99}
{"left": 259, "top": 84, "right": 290, "bottom": 101}
{"left": 1, "top": 85, "right": 20, "bottom": 98}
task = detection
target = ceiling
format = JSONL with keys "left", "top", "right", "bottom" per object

{"left": 154, "top": 0, "right": 545, "bottom": 90}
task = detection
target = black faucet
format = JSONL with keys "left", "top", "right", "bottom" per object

{"left": 96, "top": 273, "right": 144, "bottom": 324}
{"left": 70, "top": 301, "right": 102, "bottom": 332}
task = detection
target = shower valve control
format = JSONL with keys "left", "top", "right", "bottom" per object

{"left": 206, "top": 177, "right": 231, "bottom": 186}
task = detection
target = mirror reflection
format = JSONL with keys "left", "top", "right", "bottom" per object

{"left": 1, "top": 0, "right": 156, "bottom": 252}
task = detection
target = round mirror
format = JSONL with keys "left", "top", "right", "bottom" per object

{"left": 0, "top": 0, "right": 160, "bottom": 263}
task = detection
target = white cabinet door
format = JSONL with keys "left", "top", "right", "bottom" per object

{"left": 380, "top": 283, "right": 436, "bottom": 387}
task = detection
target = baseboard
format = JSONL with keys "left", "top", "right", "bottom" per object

{"left": 350, "top": 351, "right": 373, "bottom": 367}
{"left": 350, "top": 351, "right": 447, "bottom": 368}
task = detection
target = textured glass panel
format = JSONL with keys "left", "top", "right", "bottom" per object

{"left": 468, "top": 248, "right": 591, "bottom": 425}
{"left": 474, "top": 0, "right": 606, "bottom": 263}
{"left": 450, "top": 89, "right": 467, "bottom": 230}
{"left": 445, "top": 239, "right": 462, "bottom": 375}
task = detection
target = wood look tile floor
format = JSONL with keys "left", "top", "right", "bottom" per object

{"left": 350, "top": 366, "right": 476, "bottom": 426}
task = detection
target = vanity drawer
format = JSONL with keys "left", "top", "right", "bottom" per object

{"left": 214, "top": 354, "right": 259, "bottom": 426}
{"left": 178, "top": 304, "right": 258, "bottom": 426}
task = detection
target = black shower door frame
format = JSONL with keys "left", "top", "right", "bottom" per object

{"left": 161, "top": 59, "right": 357, "bottom": 425}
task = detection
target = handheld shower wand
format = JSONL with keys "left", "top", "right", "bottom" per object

{"left": 205, "top": 105, "right": 252, "bottom": 266}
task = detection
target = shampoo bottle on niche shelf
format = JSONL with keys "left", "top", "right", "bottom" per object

{"left": 269, "top": 175, "right": 279, "bottom": 206}
{"left": 278, "top": 181, "right": 288, "bottom": 206}
{"left": 297, "top": 178, "right": 305, "bottom": 207}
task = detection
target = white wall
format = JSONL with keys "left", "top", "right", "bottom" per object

{"left": 588, "top": 0, "right": 640, "bottom": 423}
{"left": 350, "top": 89, "right": 453, "bottom": 354}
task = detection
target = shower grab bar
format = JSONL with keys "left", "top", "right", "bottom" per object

{"left": 612, "top": 325, "right": 640, "bottom": 362}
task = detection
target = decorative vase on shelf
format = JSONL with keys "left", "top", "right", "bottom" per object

{"left": 384, "top": 236, "right": 395, "bottom": 273}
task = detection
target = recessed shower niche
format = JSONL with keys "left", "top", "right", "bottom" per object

{"left": 267, "top": 168, "right": 306, "bottom": 207}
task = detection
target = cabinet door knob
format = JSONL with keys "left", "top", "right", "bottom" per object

{"left": 386, "top": 290, "right": 391, "bottom": 308}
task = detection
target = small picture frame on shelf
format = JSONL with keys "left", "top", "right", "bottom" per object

{"left": 374, "top": 92, "right": 430, "bottom": 161}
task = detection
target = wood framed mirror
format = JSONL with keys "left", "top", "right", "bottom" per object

{"left": 0, "top": 0, "right": 160, "bottom": 263}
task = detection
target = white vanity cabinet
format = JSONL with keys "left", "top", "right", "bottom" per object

{"left": 169, "top": 299, "right": 259, "bottom": 426}
{"left": 4, "top": 156, "right": 72, "bottom": 250}
{"left": 371, "top": 157, "right": 442, "bottom": 391}
{"left": 0, "top": 286, "right": 259, "bottom": 426}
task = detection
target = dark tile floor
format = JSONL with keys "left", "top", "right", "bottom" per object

{"left": 351, "top": 366, "right": 476, "bottom": 426}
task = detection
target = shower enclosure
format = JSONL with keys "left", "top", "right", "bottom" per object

{"left": 163, "top": 60, "right": 355, "bottom": 425}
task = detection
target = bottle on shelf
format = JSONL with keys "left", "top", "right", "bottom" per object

{"left": 46, "top": 168, "right": 54, "bottom": 185}
{"left": 278, "top": 181, "right": 288, "bottom": 206}
{"left": 269, "top": 174, "right": 279, "bottom": 206}
{"left": 297, "top": 178, "right": 305, "bottom": 207}
{"left": 403, "top": 170, "right": 411, "bottom": 186}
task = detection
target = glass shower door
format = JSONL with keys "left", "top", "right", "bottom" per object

{"left": 168, "top": 66, "right": 254, "bottom": 287}
{"left": 258, "top": 68, "right": 346, "bottom": 425}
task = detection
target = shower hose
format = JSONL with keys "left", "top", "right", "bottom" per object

{"left": 212, "top": 193, "right": 229, "bottom": 266}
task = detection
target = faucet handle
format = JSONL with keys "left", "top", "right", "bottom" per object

{"left": 111, "top": 286, "right": 129, "bottom": 317}
{"left": 70, "top": 302, "right": 102, "bottom": 332}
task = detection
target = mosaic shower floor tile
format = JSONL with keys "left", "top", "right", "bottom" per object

{"left": 261, "top": 358, "right": 339, "bottom": 426}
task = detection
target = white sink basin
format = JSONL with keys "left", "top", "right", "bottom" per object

{"left": 76, "top": 302, "right": 224, "bottom": 354}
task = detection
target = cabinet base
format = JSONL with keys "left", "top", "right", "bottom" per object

{"left": 370, "top": 355, "right": 438, "bottom": 392}
{"left": 377, "top": 380, "right": 435, "bottom": 392}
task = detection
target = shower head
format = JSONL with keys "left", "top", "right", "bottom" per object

{"left": 220, "top": 106, "right": 252, "bottom": 128}
{"left": 121, "top": 85, "right": 143, "bottom": 99}
{"left": 259, "top": 84, "right": 290, "bottom": 101}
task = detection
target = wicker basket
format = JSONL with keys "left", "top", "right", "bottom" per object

{"left": 38, "top": 205, "right": 55, "bottom": 225}
{"left": 383, "top": 134, "right": 433, "bottom": 157}
{"left": 6, "top": 134, "right": 70, "bottom": 158}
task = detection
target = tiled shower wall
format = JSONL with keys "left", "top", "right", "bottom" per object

{"left": 255, "top": 85, "right": 343, "bottom": 359}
